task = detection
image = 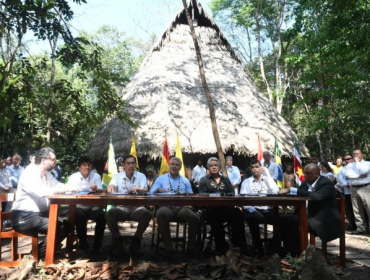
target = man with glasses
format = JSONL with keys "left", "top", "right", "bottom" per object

{"left": 10, "top": 147, "right": 75, "bottom": 259}
{"left": 105, "top": 155, "right": 152, "bottom": 256}
{"left": 337, "top": 154, "right": 357, "bottom": 230}
{"left": 343, "top": 149, "right": 370, "bottom": 234}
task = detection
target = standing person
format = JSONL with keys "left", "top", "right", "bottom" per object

{"left": 332, "top": 157, "right": 343, "bottom": 176}
{"left": 337, "top": 154, "right": 357, "bottom": 230}
{"left": 7, "top": 154, "right": 24, "bottom": 188}
{"left": 5, "top": 157, "right": 12, "bottom": 167}
{"left": 51, "top": 164, "right": 62, "bottom": 182}
{"left": 145, "top": 165, "right": 157, "bottom": 191}
{"left": 0, "top": 159, "right": 11, "bottom": 192}
{"left": 192, "top": 160, "right": 206, "bottom": 188}
{"left": 0, "top": 159, "right": 13, "bottom": 219}
{"left": 283, "top": 164, "right": 296, "bottom": 188}
{"left": 10, "top": 147, "right": 75, "bottom": 259}
{"left": 320, "top": 162, "right": 336, "bottom": 182}
{"left": 261, "top": 151, "right": 279, "bottom": 181}
{"left": 149, "top": 157, "right": 199, "bottom": 257}
{"left": 310, "top": 155, "right": 320, "bottom": 166}
{"left": 105, "top": 155, "right": 152, "bottom": 256}
{"left": 343, "top": 149, "right": 370, "bottom": 234}
{"left": 240, "top": 159, "right": 279, "bottom": 257}
{"left": 29, "top": 154, "right": 36, "bottom": 165}
{"left": 67, "top": 156, "right": 106, "bottom": 254}
{"left": 199, "top": 157, "right": 246, "bottom": 255}
{"left": 225, "top": 156, "right": 241, "bottom": 194}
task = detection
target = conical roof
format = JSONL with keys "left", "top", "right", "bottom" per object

{"left": 86, "top": 0, "right": 309, "bottom": 162}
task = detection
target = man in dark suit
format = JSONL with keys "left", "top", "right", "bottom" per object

{"left": 278, "top": 163, "right": 343, "bottom": 256}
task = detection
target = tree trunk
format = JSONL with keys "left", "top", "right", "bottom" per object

{"left": 46, "top": 36, "right": 58, "bottom": 143}
{"left": 254, "top": 0, "right": 273, "bottom": 102}
{"left": 182, "top": 0, "right": 227, "bottom": 177}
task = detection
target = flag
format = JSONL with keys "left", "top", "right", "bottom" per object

{"left": 159, "top": 136, "right": 170, "bottom": 175}
{"left": 257, "top": 135, "right": 263, "bottom": 161}
{"left": 102, "top": 137, "right": 118, "bottom": 211}
{"left": 175, "top": 135, "right": 185, "bottom": 177}
{"left": 294, "top": 138, "right": 305, "bottom": 186}
{"left": 274, "top": 137, "right": 284, "bottom": 188}
{"left": 130, "top": 133, "right": 139, "bottom": 170}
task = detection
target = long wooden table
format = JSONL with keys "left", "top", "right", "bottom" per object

{"left": 45, "top": 194, "right": 309, "bottom": 265}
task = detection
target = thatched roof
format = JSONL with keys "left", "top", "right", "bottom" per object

{"left": 86, "top": 0, "right": 309, "bottom": 162}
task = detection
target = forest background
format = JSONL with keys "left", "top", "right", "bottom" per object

{"left": 1, "top": 0, "right": 369, "bottom": 176}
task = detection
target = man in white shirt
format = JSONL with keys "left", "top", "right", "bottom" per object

{"left": 105, "top": 155, "right": 152, "bottom": 256}
{"left": 225, "top": 156, "right": 241, "bottom": 194}
{"left": 240, "top": 159, "right": 279, "bottom": 257}
{"left": 337, "top": 154, "right": 356, "bottom": 230}
{"left": 10, "top": 147, "right": 75, "bottom": 259}
{"left": 191, "top": 160, "right": 206, "bottom": 187}
{"left": 6, "top": 154, "right": 24, "bottom": 188}
{"left": 343, "top": 149, "right": 370, "bottom": 234}
{"left": 261, "top": 151, "right": 279, "bottom": 181}
{"left": 67, "top": 156, "right": 106, "bottom": 254}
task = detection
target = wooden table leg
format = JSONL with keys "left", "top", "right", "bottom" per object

{"left": 298, "top": 201, "right": 308, "bottom": 253}
{"left": 272, "top": 206, "right": 279, "bottom": 240}
{"left": 45, "top": 203, "right": 59, "bottom": 265}
{"left": 66, "top": 205, "right": 76, "bottom": 251}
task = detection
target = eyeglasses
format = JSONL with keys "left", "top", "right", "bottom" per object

{"left": 344, "top": 158, "right": 352, "bottom": 161}
{"left": 125, "top": 162, "right": 136, "bottom": 165}
{"left": 48, "top": 157, "right": 56, "bottom": 162}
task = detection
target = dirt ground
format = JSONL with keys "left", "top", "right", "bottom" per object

{"left": 2, "top": 220, "right": 370, "bottom": 279}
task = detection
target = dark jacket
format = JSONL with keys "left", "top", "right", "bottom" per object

{"left": 298, "top": 176, "right": 343, "bottom": 242}
{"left": 198, "top": 175, "right": 234, "bottom": 195}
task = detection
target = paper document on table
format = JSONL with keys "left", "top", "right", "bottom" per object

{"left": 76, "top": 182, "right": 93, "bottom": 192}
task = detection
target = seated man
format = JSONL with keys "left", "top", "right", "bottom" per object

{"left": 278, "top": 163, "right": 343, "bottom": 256}
{"left": 149, "top": 157, "right": 199, "bottom": 257}
{"left": 240, "top": 159, "right": 279, "bottom": 257}
{"left": 10, "top": 147, "right": 75, "bottom": 259}
{"left": 67, "top": 156, "right": 106, "bottom": 254}
{"left": 105, "top": 155, "right": 152, "bottom": 256}
{"left": 199, "top": 157, "right": 246, "bottom": 255}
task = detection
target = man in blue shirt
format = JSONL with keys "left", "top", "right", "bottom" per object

{"left": 149, "top": 157, "right": 199, "bottom": 257}
{"left": 225, "top": 156, "right": 241, "bottom": 194}
{"left": 6, "top": 154, "right": 24, "bottom": 188}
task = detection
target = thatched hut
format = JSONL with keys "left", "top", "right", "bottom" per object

{"left": 86, "top": 0, "right": 309, "bottom": 174}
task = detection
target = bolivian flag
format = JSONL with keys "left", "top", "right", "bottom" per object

{"left": 159, "top": 136, "right": 170, "bottom": 175}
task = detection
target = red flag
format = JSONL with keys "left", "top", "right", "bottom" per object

{"left": 159, "top": 136, "right": 170, "bottom": 175}
{"left": 257, "top": 135, "right": 263, "bottom": 161}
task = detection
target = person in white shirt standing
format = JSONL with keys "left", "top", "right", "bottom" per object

{"left": 261, "top": 151, "right": 279, "bottom": 181}
{"left": 343, "top": 149, "right": 370, "bottom": 234}
{"left": 67, "top": 156, "right": 106, "bottom": 254}
{"left": 10, "top": 147, "right": 75, "bottom": 259}
{"left": 337, "top": 154, "right": 357, "bottom": 230}
{"left": 191, "top": 160, "right": 206, "bottom": 188}
{"left": 105, "top": 155, "right": 152, "bottom": 257}
{"left": 225, "top": 156, "right": 241, "bottom": 194}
